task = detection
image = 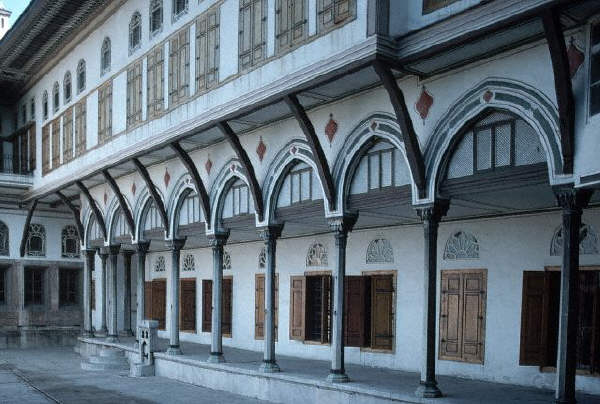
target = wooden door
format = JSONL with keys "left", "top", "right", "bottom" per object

{"left": 289, "top": 276, "right": 306, "bottom": 340}
{"left": 344, "top": 276, "right": 366, "bottom": 347}
{"left": 255, "top": 274, "right": 279, "bottom": 340}
{"left": 152, "top": 279, "right": 166, "bottom": 330}
{"left": 144, "top": 281, "right": 152, "bottom": 319}
{"left": 180, "top": 279, "right": 196, "bottom": 332}
{"left": 371, "top": 275, "right": 394, "bottom": 350}
{"left": 222, "top": 277, "right": 232, "bottom": 337}
{"left": 202, "top": 280, "right": 212, "bottom": 332}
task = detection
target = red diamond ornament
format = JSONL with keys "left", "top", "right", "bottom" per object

{"left": 256, "top": 137, "right": 266, "bottom": 162}
{"left": 131, "top": 182, "right": 136, "bottom": 196}
{"left": 483, "top": 90, "right": 493, "bottom": 103}
{"left": 103, "top": 192, "right": 108, "bottom": 205}
{"left": 415, "top": 87, "right": 433, "bottom": 120}
{"left": 325, "top": 114, "right": 338, "bottom": 143}
{"left": 567, "top": 37, "right": 584, "bottom": 78}
{"left": 164, "top": 168, "right": 171, "bottom": 188}
{"left": 205, "top": 158, "right": 213, "bottom": 175}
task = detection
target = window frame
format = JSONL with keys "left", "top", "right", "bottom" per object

{"left": 76, "top": 60, "right": 86, "bottom": 94}
{"left": 129, "top": 12, "right": 143, "bottom": 54}
{"left": 24, "top": 267, "right": 44, "bottom": 306}
{"left": 150, "top": 0, "right": 163, "bottom": 37}
{"left": 101, "top": 37, "right": 111, "bottom": 75}
{"left": 42, "top": 91, "right": 48, "bottom": 121}
{"left": 289, "top": 166, "right": 313, "bottom": 205}
{"left": 172, "top": 0, "right": 189, "bottom": 22}
{"left": 316, "top": 0, "right": 356, "bottom": 35}
{"left": 63, "top": 71, "right": 72, "bottom": 104}
{"left": 52, "top": 82, "right": 60, "bottom": 113}
{"left": 59, "top": 268, "right": 79, "bottom": 306}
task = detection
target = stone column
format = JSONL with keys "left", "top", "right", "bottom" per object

{"left": 166, "top": 238, "right": 186, "bottom": 355}
{"left": 107, "top": 245, "right": 120, "bottom": 342}
{"left": 207, "top": 231, "right": 229, "bottom": 363}
{"left": 119, "top": 250, "right": 134, "bottom": 337}
{"left": 554, "top": 188, "right": 592, "bottom": 404}
{"left": 415, "top": 200, "right": 449, "bottom": 398}
{"left": 97, "top": 249, "right": 109, "bottom": 336}
{"left": 327, "top": 215, "right": 357, "bottom": 383}
{"left": 82, "top": 249, "right": 96, "bottom": 337}
{"left": 135, "top": 242, "right": 150, "bottom": 343}
{"left": 259, "top": 225, "right": 283, "bottom": 373}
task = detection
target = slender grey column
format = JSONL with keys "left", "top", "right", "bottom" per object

{"left": 327, "top": 215, "right": 357, "bottom": 383}
{"left": 106, "top": 245, "right": 120, "bottom": 342}
{"left": 82, "top": 249, "right": 95, "bottom": 337}
{"left": 554, "top": 188, "right": 592, "bottom": 404}
{"left": 97, "top": 249, "right": 109, "bottom": 336}
{"left": 135, "top": 242, "right": 150, "bottom": 343}
{"left": 415, "top": 200, "right": 449, "bottom": 398}
{"left": 259, "top": 225, "right": 283, "bottom": 373}
{"left": 119, "top": 250, "right": 134, "bottom": 337}
{"left": 207, "top": 231, "right": 229, "bottom": 363}
{"left": 166, "top": 238, "right": 186, "bottom": 355}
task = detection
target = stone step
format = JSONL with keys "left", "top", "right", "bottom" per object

{"left": 80, "top": 359, "right": 129, "bottom": 372}
{"left": 99, "top": 348, "right": 125, "bottom": 358}
{"left": 88, "top": 355, "right": 129, "bottom": 366}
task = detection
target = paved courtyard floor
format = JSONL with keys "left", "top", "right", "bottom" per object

{"left": 0, "top": 347, "right": 268, "bottom": 404}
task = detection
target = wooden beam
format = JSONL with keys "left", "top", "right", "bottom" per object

{"left": 132, "top": 158, "right": 170, "bottom": 237}
{"left": 216, "top": 121, "right": 265, "bottom": 221}
{"left": 56, "top": 191, "right": 84, "bottom": 241}
{"left": 373, "top": 60, "right": 426, "bottom": 198}
{"left": 19, "top": 199, "right": 38, "bottom": 257}
{"left": 543, "top": 9, "right": 574, "bottom": 174}
{"left": 76, "top": 180, "right": 107, "bottom": 241}
{"left": 283, "top": 94, "right": 336, "bottom": 209}
{"left": 102, "top": 169, "right": 135, "bottom": 237}
{"left": 170, "top": 141, "right": 211, "bottom": 228}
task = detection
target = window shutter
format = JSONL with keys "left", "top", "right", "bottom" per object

{"left": 206, "top": 8, "right": 219, "bottom": 88}
{"left": 291, "top": 0, "right": 306, "bottom": 44}
{"left": 255, "top": 274, "right": 265, "bottom": 339}
{"left": 252, "top": 0, "right": 265, "bottom": 65}
{"left": 180, "top": 279, "right": 196, "bottom": 332}
{"left": 519, "top": 271, "right": 551, "bottom": 365}
{"left": 181, "top": 29, "right": 190, "bottom": 98}
{"left": 344, "top": 275, "right": 366, "bottom": 347}
{"left": 321, "top": 275, "right": 332, "bottom": 343}
{"left": 147, "top": 51, "right": 155, "bottom": 118}
{"left": 196, "top": 15, "right": 207, "bottom": 91}
{"left": 371, "top": 275, "right": 394, "bottom": 350}
{"left": 461, "top": 271, "right": 486, "bottom": 363}
{"left": 157, "top": 47, "right": 164, "bottom": 108}
{"left": 42, "top": 125, "right": 49, "bottom": 174}
{"left": 289, "top": 275, "right": 306, "bottom": 340}
{"left": 144, "top": 281, "right": 152, "bottom": 319}
{"left": 439, "top": 271, "right": 463, "bottom": 360}
{"left": 276, "top": 0, "right": 290, "bottom": 50}
{"left": 239, "top": 0, "right": 252, "bottom": 70}
{"left": 222, "top": 277, "right": 233, "bottom": 336}
{"left": 202, "top": 279, "right": 212, "bottom": 332}
{"left": 152, "top": 279, "right": 166, "bottom": 330}
{"left": 169, "top": 36, "right": 178, "bottom": 105}
{"left": 334, "top": 0, "right": 351, "bottom": 23}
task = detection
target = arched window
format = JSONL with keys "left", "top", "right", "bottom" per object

{"left": 77, "top": 60, "right": 86, "bottom": 93}
{"left": 150, "top": 0, "right": 163, "bottom": 34}
{"left": 63, "top": 71, "right": 72, "bottom": 103}
{"left": 61, "top": 225, "right": 80, "bottom": 258}
{"left": 178, "top": 192, "right": 203, "bottom": 226}
{"left": 42, "top": 91, "right": 49, "bottom": 120}
{"left": 101, "top": 37, "right": 111, "bottom": 74}
{"left": 26, "top": 224, "right": 46, "bottom": 257}
{"left": 53, "top": 82, "right": 60, "bottom": 112}
{"left": 129, "top": 12, "right": 142, "bottom": 52}
{"left": 172, "top": 0, "right": 188, "bottom": 19}
{"left": 142, "top": 199, "right": 164, "bottom": 231}
{"left": 443, "top": 231, "right": 480, "bottom": 260}
{"left": 0, "top": 221, "right": 8, "bottom": 256}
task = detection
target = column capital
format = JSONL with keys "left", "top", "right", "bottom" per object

{"left": 107, "top": 244, "right": 121, "bottom": 256}
{"left": 258, "top": 224, "right": 283, "bottom": 241}
{"left": 97, "top": 247, "right": 110, "bottom": 259}
{"left": 208, "top": 231, "right": 229, "bottom": 247}
{"left": 82, "top": 248, "right": 96, "bottom": 258}
{"left": 135, "top": 241, "right": 150, "bottom": 255}
{"left": 328, "top": 214, "right": 358, "bottom": 236}
{"left": 416, "top": 199, "right": 449, "bottom": 223}
{"left": 554, "top": 186, "right": 593, "bottom": 214}
{"left": 121, "top": 249, "right": 135, "bottom": 259}
{"left": 166, "top": 238, "right": 186, "bottom": 252}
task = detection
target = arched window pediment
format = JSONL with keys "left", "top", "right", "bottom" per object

{"left": 444, "top": 230, "right": 480, "bottom": 260}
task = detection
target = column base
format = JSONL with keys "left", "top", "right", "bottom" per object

{"left": 415, "top": 381, "right": 443, "bottom": 398}
{"left": 105, "top": 335, "right": 119, "bottom": 343}
{"left": 554, "top": 399, "right": 576, "bottom": 404}
{"left": 118, "top": 329, "right": 134, "bottom": 337}
{"left": 259, "top": 360, "right": 280, "bottom": 373}
{"left": 81, "top": 330, "right": 94, "bottom": 338}
{"left": 95, "top": 327, "right": 108, "bottom": 337}
{"left": 207, "top": 352, "right": 225, "bottom": 363}
{"left": 166, "top": 345, "right": 183, "bottom": 355}
{"left": 326, "top": 370, "right": 349, "bottom": 383}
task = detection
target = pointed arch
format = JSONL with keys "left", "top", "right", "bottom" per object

{"left": 106, "top": 196, "right": 133, "bottom": 243}
{"left": 166, "top": 173, "right": 206, "bottom": 238}
{"left": 133, "top": 186, "right": 167, "bottom": 241}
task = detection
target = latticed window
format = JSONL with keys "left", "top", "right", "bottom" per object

{"left": 61, "top": 225, "right": 80, "bottom": 258}
{"left": 0, "top": 221, "right": 8, "bottom": 256}
{"left": 53, "top": 82, "right": 60, "bottom": 112}
{"left": 111, "top": 209, "right": 131, "bottom": 240}
{"left": 51, "top": 118, "right": 60, "bottom": 168}
{"left": 172, "top": 0, "right": 188, "bottom": 19}
{"left": 289, "top": 164, "right": 312, "bottom": 204}
{"left": 590, "top": 22, "right": 600, "bottom": 116}
{"left": 42, "top": 124, "right": 50, "bottom": 174}
{"left": 64, "top": 72, "right": 72, "bottom": 103}
{"left": 276, "top": 0, "right": 307, "bottom": 52}
{"left": 129, "top": 12, "right": 142, "bottom": 53}
{"left": 26, "top": 223, "right": 46, "bottom": 257}
{"left": 223, "top": 179, "right": 254, "bottom": 218}
{"left": 446, "top": 112, "right": 546, "bottom": 180}
{"left": 317, "top": 0, "right": 355, "bottom": 33}
{"left": 306, "top": 242, "right": 327, "bottom": 267}
{"left": 182, "top": 254, "right": 195, "bottom": 271}
{"left": 42, "top": 91, "right": 48, "bottom": 120}
{"left": 77, "top": 60, "right": 86, "bottom": 93}
{"left": 443, "top": 231, "right": 480, "bottom": 260}
{"left": 422, "top": 0, "right": 460, "bottom": 14}
{"left": 169, "top": 28, "right": 190, "bottom": 106}
{"left": 195, "top": 6, "right": 220, "bottom": 92}
{"left": 101, "top": 37, "right": 111, "bottom": 74}
{"left": 74, "top": 99, "right": 86, "bottom": 156}
{"left": 62, "top": 107, "right": 73, "bottom": 163}
{"left": 150, "top": 0, "right": 163, "bottom": 34}
{"left": 239, "top": 0, "right": 266, "bottom": 71}
{"left": 147, "top": 45, "right": 165, "bottom": 119}
{"left": 98, "top": 81, "right": 113, "bottom": 143}
{"left": 127, "top": 61, "right": 143, "bottom": 127}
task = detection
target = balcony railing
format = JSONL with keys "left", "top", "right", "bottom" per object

{"left": 0, "top": 154, "right": 33, "bottom": 176}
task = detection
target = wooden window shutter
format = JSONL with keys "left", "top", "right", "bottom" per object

{"left": 461, "top": 271, "right": 486, "bottom": 363}
{"left": 255, "top": 274, "right": 265, "bottom": 339}
{"left": 195, "top": 14, "right": 208, "bottom": 91}
{"left": 252, "top": 0, "right": 266, "bottom": 65}
{"left": 344, "top": 276, "right": 366, "bottom": 347}
{"left": 439, "top": 271, "right": 463, "bottom": 361}
{"left": 179, "top": 279, "right": 196, "bottom": 332}
{"left": 289, "top": 275, "right": 306, "bottom": 340}
{"left": 222, "top": 277, "right": 233, "bottom": 336}
{"left": 152, "top": 279, "right": 166, "bottom": 330}
{"left": 275, "top": 0, "right": 290, "bottom": 50}
{"left": 239, "top": 0, "right": 253, "bottom": 70}
{"left": 147, "top": 50, "right": 155, "bottom": 118}
{"left": 321, "top": 275, "right": 332, "bottom": 343}
{"left": 144, "top": 281, "right": 152, "bottom": 319}
{"left": 29, "top": 126, "right": 36, "bottom": 171}
{"left": 157, "top": 47, "right": 164, "bottom": 107}
{"left": 169, "top": 36, "right": 179, "bottom": 105}
{"left": 202, "top": 279, "right": 212, "bottom": 332}
{"left": 126, "top": 67, "right": 133, "bottom": 125}
{"left": 206, "top": 8, "right": 219, "bottom": 88}
{"left": 371, "top": 275, "right": 394, "bottom": 350}
{"left": 334, "top": 0, "right": 352, "bottom": 23}
{"left": 291, "top": 0, "right": 306, "bottom": 44}
{"left": 519, "top": 271, "right": 551, "bottom": 365}
{"left": 42, "top": 125, "right": 49, "bottom": 174}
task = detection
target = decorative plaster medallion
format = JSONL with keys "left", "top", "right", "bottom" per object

{"left": 182, "top": 254, "right": 195, "bottom": 271}
{"left": 567, "top": 37, "right": 584, "bottom": 78}
{"left": 256, "top": 137, "right": 266, "bottom": 162}
{"left": 164, "top": 168, "right": 171, "bottom": 188}
{"left": 483, "top": 90, "right": 494, "bottom": 103}
{"left": 290, "top": 145, "right": 297, "bottom": 155}
{"left": 370, "top": 121, "right": 378, "bottom": 131}
{"left": 443, "top": 231, "right": 480, "bottom": 260}
{"left": 258, "top": 246, "right": 266, "bottom": 269}
{"left": 306, "top": 241, "right": 328, "bottom": 267}
{"left": 415, "top": 86, "right": 433, "bottom": 120}
{"left": 154, "top": 256, "right": 166, "bottom": 272}
{"left": 205, "top": 157, "right": 213, "bottom": 174}
{"left": 366, "top": 237, "right": 394, "bottom": 264}
{"left": 131, "top": 182, "right": 136, "bottom": 196}
{"left": 550, "top": 223, "right": 599, "bottom": 256}
{"left": 325, "top": 114, "right": 338, "bottom": 143}
{"left": 223, "top": 251, "right": 232, "bottom": 270}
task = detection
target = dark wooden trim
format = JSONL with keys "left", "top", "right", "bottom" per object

{"left": 373, "top": 60, "right": 426, "bottom": 198}
{"left": 216, "top": 121, "right": 264, "bottom": 221}
{"left": 76, "top": 180, "right": 107, "bottom": 241}
{"left": 19, "top": 199, "right": 38, "bottom": 257}
{"left": 170, "top": 141, "right": 211, "bottom": 227}
{"left": 132, "top": 158, "right": 170, "bottom": 237}
{"left": 542, "top": 8, "right": 574, "bottom": 174}
{"left": 56, "top": 191, "right": 84, "bottom": 241}
{"left": 102, "top": 169, "right": 135, "bottom": 237}
{"left": 283, "top": 94, "right": 335, "bottom": 209}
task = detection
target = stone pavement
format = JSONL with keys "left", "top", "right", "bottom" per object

{"left": 0, "top": 347, "right": 269, "bottom": 404}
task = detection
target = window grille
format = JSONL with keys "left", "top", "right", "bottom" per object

{"left": 64, "top": 72, "right": 72, "bottom": 103}
{"left": 77, "top": 60, "right": 86, "bottom": 93}
{"left": 239, "top": 0, "right": 267, "bottom": 71}
{"left": 129, "top": 12, "right": 142, "bottom": 53}
{"left": 147, "top": 45, "right": 165, "bottom": 119}
{"left": 195, "top": 6, "right": 220, "bottom": 92}
{"left": 101, "top": 38, "right": 111, "bottom": 74}
{"left": 150, "top": 0, "right": 163, "bottom": 34}
{"left": 26, "top": 223, "right": 46, "bottom": 257}
{"left": 62, "top": 225, "right": 80, "bottom": 258}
